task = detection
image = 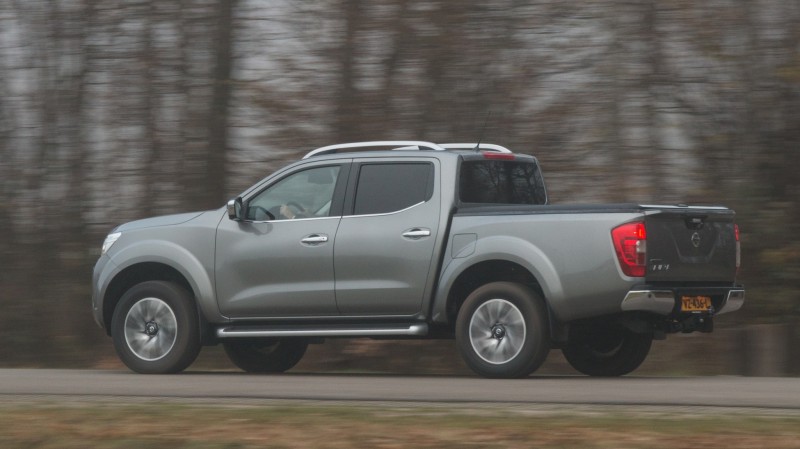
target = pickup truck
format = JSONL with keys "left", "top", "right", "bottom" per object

{"left": 91, "top": 141, "right": 745, "bottom": 378}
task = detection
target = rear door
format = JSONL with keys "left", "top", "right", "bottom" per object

{"left": 333, "top": 158, "right": 440, "bottom": 315}
{"left": 645, "top": 207, "right": 738, "bottom": 283}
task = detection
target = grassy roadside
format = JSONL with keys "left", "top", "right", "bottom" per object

{"left": 1, "top": 402, "right": 799, "bottom": 449}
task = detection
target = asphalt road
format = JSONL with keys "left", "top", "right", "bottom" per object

{"left": 1, "top": 369, "right": 799, "bottom": 409}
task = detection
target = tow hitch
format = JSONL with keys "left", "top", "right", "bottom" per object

{"left": 668, "top": 312, "right": 714, "bottom": 334}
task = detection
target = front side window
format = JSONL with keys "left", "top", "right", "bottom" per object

{"left": 247, "top": 165, "right": 341, "bottom": 220}
{"left": 353, "top": 163, "right": 434, "bottom": 215}
{"left": 459, "top": 160, "right": 546, "bottom": 205}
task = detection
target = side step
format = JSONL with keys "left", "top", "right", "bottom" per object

{"left": 216, "top": 323, "right": 429, "bottom": 339}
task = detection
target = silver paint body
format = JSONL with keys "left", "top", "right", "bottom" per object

{"left": 91, "top": 147, "right": 742, "bottom": 335}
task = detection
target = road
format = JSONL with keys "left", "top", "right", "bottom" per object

{"left": 1, "top": 369, "right": 799, "bottom": 409}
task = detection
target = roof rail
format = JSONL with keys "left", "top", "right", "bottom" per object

{"left": 439, "top": 143, "right": 512, "bottom": 153}
{"left": 303, "top": 141, "right": 446, "bottom": 159}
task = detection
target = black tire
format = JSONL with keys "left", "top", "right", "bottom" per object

{"left": 456, "top": 282, "right": 551, "bottom": 378}
{"left": 111, "top": 281, "right": 201, "bottom": 374}
{"left": 223, "top": 339, "right": 308, "bottom": 373}
{"left": 562, "top": 324, "right": 652, "bottom": 377}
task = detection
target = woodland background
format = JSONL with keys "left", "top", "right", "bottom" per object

{"left": 0, "top": 0, "right": 798, "bottom": 374}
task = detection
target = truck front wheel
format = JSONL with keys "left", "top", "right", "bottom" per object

{"left": 111, "top": 281, "right": 201, "bottom": 374}
{"left": 456, "top": 282, "right": 551, "bottom": 378}
{"left": 562, "top": 324, "right": 652, "bottom": 376}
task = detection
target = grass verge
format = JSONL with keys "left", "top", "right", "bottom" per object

{"left": 1, "top": 402, "right": 799, "bottom": 449}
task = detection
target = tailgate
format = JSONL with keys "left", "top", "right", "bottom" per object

{"left": 644, "top": 207, "right": 738, "bottom": 283}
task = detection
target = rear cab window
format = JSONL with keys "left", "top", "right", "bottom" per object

{"left": 459, "top": 158, "right": 547, "bottom": 205}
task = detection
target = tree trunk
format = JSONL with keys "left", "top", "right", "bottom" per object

{"left": 205, "top": 0, "right": 236, "bottom": 209}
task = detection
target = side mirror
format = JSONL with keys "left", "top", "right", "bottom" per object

{"left": 227, "top": 197, "right": 244, "bottom": 221}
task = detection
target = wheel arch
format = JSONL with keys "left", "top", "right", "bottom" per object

{"left": 441, "top": 260, "right": 548, "bottom": 331}
{"left": 102, "top": 262, "right": 195, "bottom": 335}
{"left": 432, "top": 236, "right": 566, "bottom": 329}
{"left": 98, "top": 236, "right": 223, "bottom": 339}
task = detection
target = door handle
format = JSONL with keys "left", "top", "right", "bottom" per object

{"left": 301, "top": 234, "right": 329, "bottom": 244}
{"left": 402, "top": 228, "right": 431, "bottom": 239}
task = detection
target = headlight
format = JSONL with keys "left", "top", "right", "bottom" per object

{"left": 101, "top": 232, "right": 122, "bottom": 255}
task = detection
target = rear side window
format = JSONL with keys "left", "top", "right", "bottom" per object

{"left": 459, "top": 160, "right": 546, "bottom": 205}
{"left": 353, "top": 163, "right": 434, "bottom": 215}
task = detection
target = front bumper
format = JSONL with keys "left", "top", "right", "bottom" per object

{"left": 91, "top": 254, "right": 119, "bottom": 330}
{"left": 621, "top": 286, "right": 745, "bottom": 316}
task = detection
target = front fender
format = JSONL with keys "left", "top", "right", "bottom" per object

{"left": 106, "top": 239, "right": 222, "bottom": 322}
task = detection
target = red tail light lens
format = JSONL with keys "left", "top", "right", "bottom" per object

{"left": 612, "top": 221, "right": 647, "bottom": 277}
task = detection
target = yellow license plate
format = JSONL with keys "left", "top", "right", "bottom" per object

{"left": 681, "top": 295, "right": 712, "bottom": 312}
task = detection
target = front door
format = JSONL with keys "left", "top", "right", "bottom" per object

{"left": 215, "top": 164, "right": 346, "bottom": 318}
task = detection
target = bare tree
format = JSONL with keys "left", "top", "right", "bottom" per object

{"left": 0, "top": 0, "right": 798, "bottom": 367}
{"left": 205, "top": 0, "right": 236, "bottom": 209}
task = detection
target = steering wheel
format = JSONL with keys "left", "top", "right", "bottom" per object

{"left": 285, "top": 201, "right": 308, "bottom": 218}
{"left": 250, "top": 205, "right": 275, "bottom": 221}
{"left": 286, "top": 201, "right": 304, "bottom": 212}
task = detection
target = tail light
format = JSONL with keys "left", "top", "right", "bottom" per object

{"left": 735, "top": 224, "right": 741, "bottom": 274}
{"left": 612, "top": 221, "right": 647, "bottom": 277}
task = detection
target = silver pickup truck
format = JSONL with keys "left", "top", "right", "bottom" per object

{"left": 92, "top": 141, "right": 744, "bottom": 378}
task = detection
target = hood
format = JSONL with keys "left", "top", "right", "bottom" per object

{"left": 115, "top": 212, "right": 205, "bottom": 232}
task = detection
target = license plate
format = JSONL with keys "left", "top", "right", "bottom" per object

{"left": 681, "top": 295, "right": 712, "bottom": 312}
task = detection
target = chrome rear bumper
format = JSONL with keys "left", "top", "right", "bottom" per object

{"left": 621, "top": 288, "right": 745, "bottom": 316}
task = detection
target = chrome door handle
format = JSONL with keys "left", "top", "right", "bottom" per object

{"left": 301, "top": 234, "right": 328, "bottom": 244}
{"left": 402, "top": 228, "right": 431, "bottom": 239}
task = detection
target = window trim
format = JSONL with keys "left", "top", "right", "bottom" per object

{"left": 341, "top": 201, "right": 426, "bottom": 219}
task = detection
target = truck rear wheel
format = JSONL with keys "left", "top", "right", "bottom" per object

{"left": 111, "top": 281, "right": 201, "bottom": 374}
{"left": 562, "top": 324, "right": 652, "bottom": 376}
{"left": 223, "top": 339, "right": 308, "bottom": 373}
{"left": 456, "top": 282, "right": 550, "bottom": 378}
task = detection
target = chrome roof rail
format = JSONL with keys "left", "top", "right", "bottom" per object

{"left": 439, "top": 143, "right": 512, "bottom": 153}
{"left": 303, "top": 141, "right": 447, "bottom": 159}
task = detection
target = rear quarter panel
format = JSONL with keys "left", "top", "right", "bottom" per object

{"left": 434, "top": 211, "right": 644, "bottom": 323}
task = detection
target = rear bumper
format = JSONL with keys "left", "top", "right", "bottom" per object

{"left": 621, "top": 286, "right": 745, "bottom": 316}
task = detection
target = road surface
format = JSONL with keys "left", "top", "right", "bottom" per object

{"left": 1, "top": 369, "right": 799, "bottom": 409}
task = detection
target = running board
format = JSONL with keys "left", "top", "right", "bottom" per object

{"left": 216, "top": 323, "right": 428, "bottom": 338}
